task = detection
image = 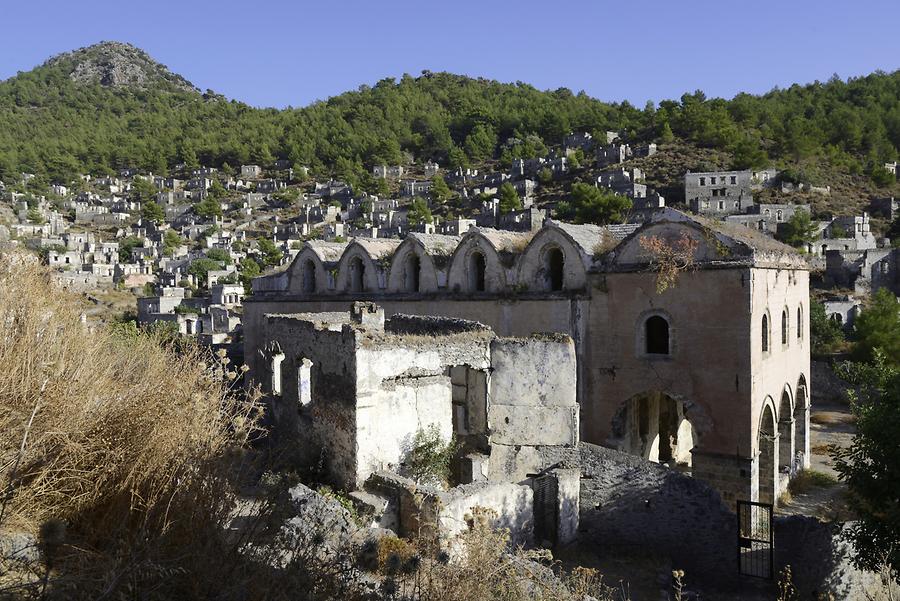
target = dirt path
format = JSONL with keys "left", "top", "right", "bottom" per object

{"left": 776, "top": 399, "right": 855, "bottom": 520}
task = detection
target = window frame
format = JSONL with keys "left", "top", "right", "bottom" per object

{"left": 637, "top": 310, "right": 673, "bottom": 360}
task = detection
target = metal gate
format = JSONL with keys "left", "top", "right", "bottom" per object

{"left": 737, "top": 500, "right": 774, "bottom": 579}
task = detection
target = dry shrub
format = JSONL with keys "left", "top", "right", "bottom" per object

{"left": 0, "top": 254, "right": 261, "bottom": 598}
{"left": 637, "top": 232, "right": 698, "bottom": 294}
{"left": 811, "top": 443, "right": 834, "bottom": 455}
{"left": 377, "top": 535, "right": 416, "bottom": 574}
{"left": 386, "top": 507, "right": 629, "bottom": 601}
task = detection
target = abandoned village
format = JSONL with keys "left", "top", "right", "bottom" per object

{"left": 2, "top": 38, "right": 899, "bottom": 601}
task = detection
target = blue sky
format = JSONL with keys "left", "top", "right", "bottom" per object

{"left": 1, "top": 0, "right": 897, "bottom": 109}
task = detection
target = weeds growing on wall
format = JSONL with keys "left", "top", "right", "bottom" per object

{"left": 638, "top": 231, "right": 698, "bottom": 294}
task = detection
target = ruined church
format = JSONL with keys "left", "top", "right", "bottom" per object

{"left": 245, "top": 208, "right": 810, "bottom": 511}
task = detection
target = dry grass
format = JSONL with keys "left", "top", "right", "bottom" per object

{"left": 0, "top": 253, "right": 262, "bottom": 598}
{"left": 788, "top": 469, "right": 839, "bottom": 496}
{"left": 378, "top": 507, "right": 630, "bottom": 601}
{"left": 810, "top": 411, "right": 857, "bottom": 426}
{"left": 811, "top": 443, "right": 834, "bottom": 455}
{"left": 0, "top": 254, "right": 257, "bottom": 528}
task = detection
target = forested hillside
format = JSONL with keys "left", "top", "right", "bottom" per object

{"left": 0, "top": 42, "right": 898, "bottom": 195}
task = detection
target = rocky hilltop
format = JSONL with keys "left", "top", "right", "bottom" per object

{"left": 42, "top": 41, "right": 197, "bottom": 93}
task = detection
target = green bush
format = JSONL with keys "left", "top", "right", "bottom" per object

{"left": 403, "top": 425, "right": 458, "bottom": 487}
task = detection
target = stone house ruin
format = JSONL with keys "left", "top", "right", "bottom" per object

{"left": 254, "top": 302, "right": 580, "bottom": 546}
{"left": 685, "top": 169, "right": 777, "bottom": 216}
{"left": 246, "top": 208, "right": 811, "bottom": 508}
{"left": 256, "top": 303, "right": 578, "bottom": 486}
{"left": 825, "top": 247, "right": 899, "bottom": 297}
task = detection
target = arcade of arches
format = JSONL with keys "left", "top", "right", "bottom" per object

{"left": 612, "top": 391, "right": 697, "bottom": 467}
{"left": 755, "top": 376, "right": 810, "bottom": 506}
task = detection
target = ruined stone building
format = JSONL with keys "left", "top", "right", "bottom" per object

{"left": 825, "top": 246, "right": 899, "bottom": 297}
{"left": 246, "top": 208, "right": 811, "bottom": 508}
{"left": 257, "top": 303, "right": 577, "bottom": 487}
{"left": 726, "top": 203, "right": 810, "bottom": 234}
{"left": 685, "top": 169, "right": 777, "bottom": 216}
{"left": 255, "top": 303, "right": 580, "bottom": 546}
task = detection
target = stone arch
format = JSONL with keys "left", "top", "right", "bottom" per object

{"left": 287, "top": 247, "right": 330, "bottom": 294}
{"left": 516, "top": 226, "right": 588, "bottom": 292}
{"left": 609, "top": 391, "right": 703, "bottom": 467}
{"left": 386, "top": 238, "right": 440, "bottom": 293}
{"left": 446, "top": 231, "right": 508, "bottom": 293}
{"left": 335, "top": 243, "right": 382, "bottom": 293}
{"left": 795, "top": 374, "right": 810, "bottom": 469}
{"left": 778, "top": 385, "right": 795, "bottom": 473}
{"left": 757, "top": 399, "right": 778, "bottom": 505}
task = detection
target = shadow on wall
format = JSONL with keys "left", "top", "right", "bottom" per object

{"left": 577, "top": 443, "right": 873, "bottom": 598}
{"left": 775, "top": 518, "right": 887, "bottom": 599}
{"left": 577, "top": 443, "right": 737, "bottom": 588}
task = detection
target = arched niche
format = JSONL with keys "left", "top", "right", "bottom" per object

{"left": 516, "top": 226, "right": 588, "bottom": 292}
{"left": 335, "top": 243, "right": 383, "bottom": 293}
{"left": 386, "top": 238, "right": 441, "bottom": 293}
{"left": 446, "top": 232, "right": 508, "bottom": 293}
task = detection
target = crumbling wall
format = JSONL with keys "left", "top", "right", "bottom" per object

{"left": 365, "top": 471, "right": 533, "bottom": 554}
{"left": 355, "top": 350, "right": 454, "bottom": 486}
{"left": 263, "top": 315, "right": 359, "bottom": 489}
{"left": 487, "top": 335, "right": 578, "bottom": 481}
{"left": 436, "top": 482, "right": 534, "bottom": 551}
{"left": 354, "top": 333, "right": 492, "bottom": 488}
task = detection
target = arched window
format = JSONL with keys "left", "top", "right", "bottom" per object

{"left": 645, "top": 315, "right": 670, "bottom": 355}
{"left": 270, "top": 352, "right": 285, "bottom": 396}
{"left": 762, "top": 314, "right": 769, "bottom": 353}
{"left": 302, "top": 259, "right": 316, "bottom": 294}
{"left": 545, "top": 247, "right": 564, "bottom": 291}
{"left": 349, "top": 256, "right": 365, "bottom": 292}
{"left": 469, "top": 251, "right": 486, "bottom": 292}
{"left": 298, "top": 358, "right": 313, "bottom": 406}
{"left": 797, "top": 306, "right": 803, "bottom": 340}
{"left": 781, "top": 309, "right": 789, "bottom": 346}
{"left": 404, "top": 254, "right": 421, "bottom": 292}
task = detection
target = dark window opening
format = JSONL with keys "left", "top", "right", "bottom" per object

{"left": 645, "top": 315, "right": 670, "bottom": 355}
{"left": 469, "top": 252, "right": 486, "bottom": 292}
{"left": 546, "top": 247, "right": 564, "bottom": 291}
{"left": 405, "top": 254, "right": 421, "bottom": 292}
{"left": 797, "top": 307, "right": 802, "bottom": 339}
{"left": 349, "top": 257, "right": 365, "bottom": 292}
{"left": 302, "top": 259, "right": 316, "bottom": 294}
{"left": 762, "top": 314, "right": 769, "bottom": 352}
{"left": 781, "top": 310, "right": 788, "bottom": 345}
